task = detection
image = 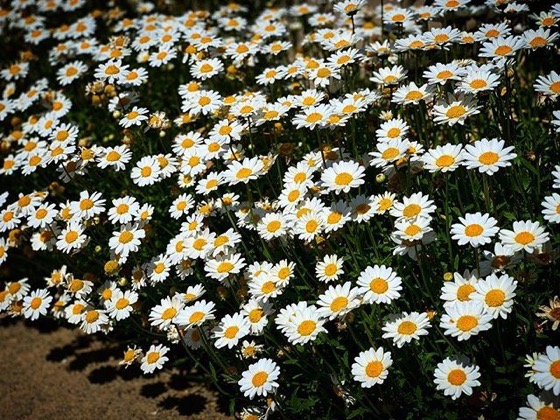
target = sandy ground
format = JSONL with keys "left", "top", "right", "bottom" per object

{"left": 0, "top": 317, "right": 232, "bottom": 420}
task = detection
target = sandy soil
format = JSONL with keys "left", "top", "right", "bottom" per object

{"left": 0, "top": 316, "right": 232, "bottom": 420}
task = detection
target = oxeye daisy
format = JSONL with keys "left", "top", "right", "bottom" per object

{"left": 315, "top": 254, "right": 344, "bottom": 283}
{"left": 22, "top": 288, "right": 52, "bottom": 320}
{"left": 119, "top": 106, "right": 149, "bottom": 128}
{"left": 376, "top": 118, "right": 409, "bottom": 141}
{"left": 535, "top": 71, "right": 560, "bottom": 99}
{"left": 147, "top": 254, "right": 172, "bottom": 283}
{"left": 222, "top": 156, "right": 264, "bottom": 185}
{"left": 107, "top": 196, "right": 139, "bottom": 225}
{"left": 369, "top": 138, "right": 411, "bottom": 168}
{"left": 141, "top": 344, "right": 170, "bottom": 374}
{"left": 479, "top": 36, "right": 525, "bottom": 60}
{"left": 542, "top": 193, "right": 560, "bottom": 223}
{"left": 382, "top": 311, "right": 431, "bottom": 348}
{"left": 190, "top": 58, "right": 224, "bottom": 80}
{"left": 284, "top": 306, "right": 326, "bottom": 345}
{"left": 518, "top": 394, "right": 560, "bottom": 420}
{"left": 80, "top": 307, "right": 109, "bottom": 334}
{"left": 241, "top": 299, "right": 273, "bottom": 335}
{"left": 458, "top": 70, "right": 501, "bottom": 94}
{"left": 27, "top": 203, "right": 57, "bottom": 229}
{"left": 108, "top": 223, "right": 145, "bottom": 258}
{"left": 421, "top": 144, "right": 463, "bottom": 173}
{"left": 70, "top": 190, "right": 105, "bottom": 220}
{"left": 257, "top": 212, "right": 289, "bottom": 241}
{"left": 433, "top": 93, "right": 480, "bottom": 126}
{"left": 56, "top": 222, "right": 87, "bottom": 253}
{"left": 205, "top": 252, "right": 246, "bottom": 281}
{"left": 107, "top": 289, "right": 138, "bottom": 321}
{"left": 424, "top": 27, "right": 462, "bottom": 47}
{"left": 390, "top": 192, "right": 436, "bottom": 221}
{"left": 131, "top": 156, "right": 161, "bottom": 186}
{"left": 475, "top": 22, "right": 511, "bottom": 42}
{"left": 321, "top": 200, "right": 351, "bottom": 233}
{"left": 499, "top": 220, "right": 549, "bottom": 253}
{"left": 423, "top": 62, "right": 464, "bottom": 86}
{"left": 316, "top": 282, "right": 360, "bottom": 320}
{"left": 176, "top": 299, "right": 216, "bottom": 328}
{"left": 97, "top": 145, "right": 132, "bottom": 171}
{"left": 392, "top": 82, "right": 434, "bottom": 105}
{"left": 213, "top": 312, "right": 251, "bottom": 349}
{"left": 440, "top": 301, "right": 493, "bottom": 341}
{"left": 370, "top": 64, "right": 407, "bottom": 86}
{"left": 293, "top": 104, "right": 331, "bottom": 130}
{"left": 238, "top": 358, "right": 280, "bottom": 400}
{"left": 356, "top": 265, "right": 403, "bottom": 304}
{"left": 321, "top": 161, "right": 365, "bottom": 194}
{"left": 471, "top": 273, "right": 517, "bottom": 319}
{"left": 373, "top": 192, "right": 397, "bottom": 215}
{"left": 149, "top": 296, "right": 184, "bottom": 330}
{"left": 462, "top": 138, "right": 516, "bottom": 175}
{"left": 351, "top": 347, "right": 392, "bottom": 388}
{"left": 294, "top": 211, "right": 324, "bottom": 242}
{"left": 440, "top": 270, "right": 479, "bottom": 308}
{"left": 450, "top": 212, "right": 499, "bottom": 247}
{"left": 393, "top": 217, "right": 433, "bottom": 242}
{"left": 434, "top": 356, "right": 481, "bottom": 400}
{"left": 524, "top": 28, "right": 559, "bottom": 50}
{"left": 533, "top": 346, "right": 560, "bottom": 395}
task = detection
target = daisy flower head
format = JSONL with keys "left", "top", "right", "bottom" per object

{"left": 238, "top": 358, "right": 280, "bottom": 400}
{"left": 316, "top": 254, "right": 344, "bottom": 283}
{"left": 108, "top": 223, "right": 145, "bottom": 259}
{"left": 433, "top": 93, "right": 480, "bottom": 126}
{"left": 149, "top": 295, "right": 184, "bottom": 330}
{"left": 316, "top": 282, "right": 361, "bottom": 320}
{"left": 56, "top": 222, "right": 87, "bottom": 254}
{"left": 390, "top": 192, "right": 436, "bottom": 221}
{"left": 351, "top": 347, "right": 393, "bottom": 388}
{"left": 533, "top": 346, "right": 560, "bottom": 395}
{"left": 434, "top": 356, "right": 481, "bottom": 400}
{"left": 536, "top": 296, "right": 560, "bottom": 331}
{"left": 213, "top": 312, "right": 251, "bottom": 349}
{"left": 70, "top": 190, "right": 105, "bottom": 221}
{"left": 242, "top": 299, "right": 273, "bottom": 335}
{"left": 462, "top": 138, "right": 516, "bottom": 175}
{"left": 424, "top": 26, "right": 462, "bottom": 48}
{"left": 499, "top": 220, "right": 549, "bottom": 253}
{"left": 222, "top": 156, "right": 264, "bottom": 185}
{"left": 176, "top": 299, "right": 216, "bottom": 328}
{"left": 369, "top": 138, "right": 410, "bottom": 169}
{"left": 80, "top": 307, "right": 109, "bottom": 334}
{"left": 392, "top": 82, "right": 434, "bottom": 106}
{"left": 471, "top": 273, "right": 517, "bottom": 319}
{"left": 382, "top": 311, "right": 431, "bottom": 348}
{"left": 190, "top": 58, "right": 224, "bottom": 80}
{"left": 518, "top": 394, "right": 560, "bottom": 420}
{"left": 523, "top": 28, "right": 559, "bottom": 50}
{"left": 535, "top": 71, "right": 560, "bottom": 99}
{"left": 450, "top": 212, "right": 499, "bottom": 247}
{"left": 440, "top": 301, "right": 493, "bottom": 341}
{"left": 356, "top": 265, "right": 402, "bottom": 305}
{"left": 370, "top": 65, "right": 407, "bottom": 86}
{"left": 205, "top": 252, "right": 246, "bottom": 281}
{"left": 376, "top": 118, "right": 409, "bottom": 142}
{"left": 479, "top": 36, "right": 525, "bottom": 60}
{"left": 22, "top": 288, "right": 52, "bottom": 320}
{"left": 458, "top": 69, "right": 501, "bottom": 94}
{"left": 108, "top": 196, "right": 139, "bottom": 225}
{"left": 119, "top": 106, "right": 149, "bottom": 128}
{"left": 421, "top": 144, "right": 463, "bottom": 173}
{"left": 542, "top": 193, "right": 560, "bottom": 223}
{"left": 97, "top": 145, "right": 132, "bottom": 171}
{"left": 107, "top": 289, "right": 138, "bottom": 321}
{"left": 333, "top": 0, "right": 367, "bottom": 16}
{"left": 131, "top": 156, "right": 162, "bottom": 186}
{"left": 282, "top": 305, "right": 327, "bottom": 345}
{"left": 321, "top": 160, "right": 365, "bottom": 194}
{"left": 440, "top": 270, "right": 479, "bottom": 308}
{"left": 140, "top": 344, "right": 170, "bottom": 374}
{"left": 423, "top": 62, "right": 464, "bottom": 86}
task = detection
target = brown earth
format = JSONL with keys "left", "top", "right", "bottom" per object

{"left": 0, "top": 317, "right": 232, "bottom": 420}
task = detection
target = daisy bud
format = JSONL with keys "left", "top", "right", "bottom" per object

{"left": 444, "top": 272, "right": 454, "bottom": 281}
{"left": 104, "top": 260, "right": 119, "bottom": 275}
{"left": 118, "top": 277, "right": 128, "bottom": 287}
{"left": 112, "top": 110, "right": 121, "bottom": 119}
{"left": 94, "top": 245, "right": 102, "bottom": 253}
{"left": 376, "top": 173, "right": 386, "bottom": 183}
{"left": 159, "top": 130, "right": 165, "bottom": 138}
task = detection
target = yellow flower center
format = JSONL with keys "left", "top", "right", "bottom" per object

{"left": 397, "top": 321, "right": 417, "bottom": 335}
{"left": 224, "top": 326, "right": 239, "bottom": 339}
{"left": 252, "top": 371, "right": 268, "bottom": 387}
{"left": 457, "top": 284, "right": 476, "bottom": 301}
{"left": 436, "top": 155, "right": 455, "bottom": 168}
{"left": 297, "top": 320, "right": 317, "bottom": 336}
{"left": 447, "top": 369, "right": 467, "bottom": 385}
{"left": 485, "top": 289, "right": 505, "bottom": 307}
{"left": 334, "top": 172, "right": 353, "bottom": 185}
{"left": 465, "top": 224, "right": 483, "bottom": 237}
{"left": 515, "top": 231, "right": 535, "bottom": 245}
{"left": 370, "top": 278, "right": 388, "bottom": 294}
{"left": 330, "top": 296, "right": 348, "bottom": 312}
{"left": 446, "top": 105, "right": 466, "bottom": 119}
{"left": 366, "top": 361, "right": 383, "bottom": 378}
{"left": 456, "top": 315, "right": 478, "bottom": 332}
{"left": 478, "top": 151, "right": 499, "bottom": 165}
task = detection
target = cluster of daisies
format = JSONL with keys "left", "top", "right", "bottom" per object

{"left": 1, "top": 0, "right": 560, "bottom": 417}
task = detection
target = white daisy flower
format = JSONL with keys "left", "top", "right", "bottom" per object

{"left": 351, "top": 347, "right": 392, "bottom": 388}
{"left": 434, "top": 356, "right": 481, "bottom": 400}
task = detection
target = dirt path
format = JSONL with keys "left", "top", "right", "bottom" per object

{"left": 0, "top": 317, "right": 232, "bottom": 419}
